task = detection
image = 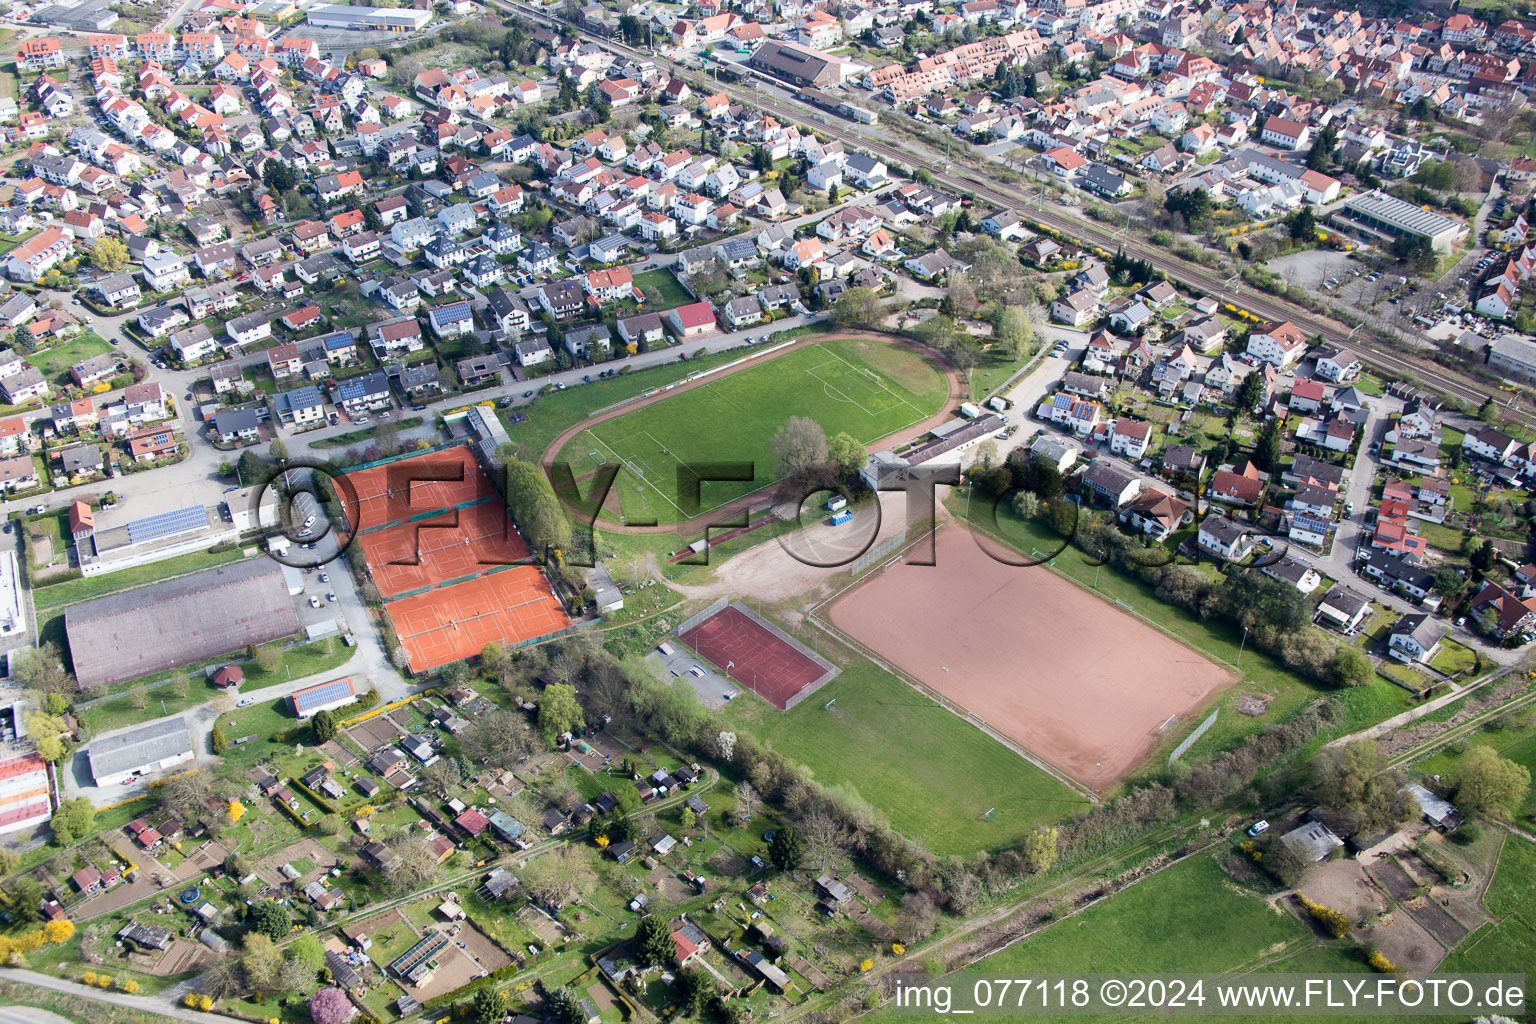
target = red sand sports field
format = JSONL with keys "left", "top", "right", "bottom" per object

{"left": 825, "top": 528, "right": 1237, "bottom": 784}
{"left": 389, "top": 567, "right": 569, "bottom": 673}
{"left": 678, "top": 604, "right": 834, "bottom": 711}
{"left": 346, "top": 445, "right": 497, "bottom": 529}
{"left": 360, "top": 502, "right": 532, "bottom": 598}
{"left": 348, "top": 448, "right": 570, "bottom": 673}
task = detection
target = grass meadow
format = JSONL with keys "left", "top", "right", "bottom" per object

{"left": 720, "top": 658, "right": 1088, "bottom": 857}
{"left": 1438, "top": 834, "right": 1536, "bottom": 977}
{"left": 558, "top": 338, "right": 948, "bottom": 524}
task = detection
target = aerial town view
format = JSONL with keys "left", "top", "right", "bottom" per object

{"left": 0, "top": 0, "right": 1535, "bottom": 1016}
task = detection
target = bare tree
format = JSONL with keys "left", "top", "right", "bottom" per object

{"left": 461, "top": 710, "right": 534, "bottom": 768}
{"left": 585, "top": 659, "right": 629, "bottom": 722}
{"left": 422, "top": 758, "right": 458, "bottom": 798}
{"left": 896, "top": 891, "right": 939, "bottom": 941}
{"left": 383, "top": 836, "right": 440, "bottom": 894}
{"left": 548, "top": 651, "right": 579, "bottom": 688}
{"left": 798, "top": 808, "right": 849, "bottom": 873}
{"left": 770, "top": 416, "right": 829, "bottom": 476}
{"left": 200, "top": 954, "right": 245, "bottom": 1000}
{"left": 736, "top": 781, "right": 760, "bottom": 823}
{"left": 519, "top": 847, "right": 596, "bottom": 908}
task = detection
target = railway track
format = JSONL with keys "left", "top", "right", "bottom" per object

{"left": 492, "top": 1, "right": 1534, "bottom": 427}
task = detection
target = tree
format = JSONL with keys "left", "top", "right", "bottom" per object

{"left": 1231, "top": 369, "right": 1263, "bottom": 414}
{"left": 826, "top": 432, "right": 866, "bottom": 476}
{"left": 1020, "top": 826, "right": 1058, "bottom": 874}
{"left": 462, "top": 710, "right": 534, "bottom": 767}
{"left": 995, "top": 305, "right": 1034, "bottom": 359}
{"left": 14, "top": 642, "right": 76, "bottom": 696}
{"left": 129, "top": 682, "right": 149, "bottom": 709}
{"left": 635, "top": 915, "right": 673, "bottom": 967}
{"left": 262, "top": 160, "right": 297, "bottom": 195}
{"left": 1164, "top": 188, "right": 1212, "bottom": 228}
{"left": 312, "top": 709, "right": 338, "bottom": 743}
{"left": 1252, "top": 418, "right": 1283, "bottom": 472}
{"left": 1471, "top": 538, "right": 1497, "bottom": 573}
{"left": 1432, "top": 568, "right": 1469, "bottom": 603}
{"left": 1391, "top": 233, "right": 1436, "bottom": 274}
{"left": 831, "top": 286, "right": 884, "bottom": 329}
{"left": 269, "top": 438, "right": 289, "bottom": 463}
{"left": 679, "top": 806, "right": 696, "bottom": 832}
{"left": 247, "top": 900, "right": 290, "bottom": 941}
{"left": 675, "top": 968, "right": 714, "bottom": 1016}
{"left": 501, "top": 456, "right": 573, "bottom": 555}
{"left": 538, "top": 682, "right": 585, "bottom": 745}
{"left": 51, "top": 797, "right": 95, "bottom": 846}
{"left": 1305, "top": 123, "right": 1337, "bottom": 172}
{"left": 1011, "top": 490, "right": 1041, "bottom": 520}
{"left": 168, "top": 671, "right": 190, "bottom": 699}
{"left": 26, "top": 710, "right": 70, "bottom": 763}
{"left": 211, "top": 725, "right": 228, "bottom": 755}
{"left": 1456, "top": 745, "right": 1531, "bottom": 818}
{"left": 254, "top": 645, "right": 283, "bottom": 675}
{"left": 288, "top": 933, "right": 326, "bottom": 974}
{"left": 521, "top": 847, "right": 596, "bottom": 908}
{"left": 1287, "top": 206, "right": 1317, "bottom": 241}
{"left": 1329, "top": 644, "right": 1372, "bottom": 688}
{"left": 89, "top": 237, "right": 129, "bottom": 272}
{"left": 896, "top": 891, "right": 939, "bottom": 941}
{"left": 242, "top": 933, "right": 284, "bottom": 992}
{"left": 1311, "top": 740, "right": 1404, "bottom": 833}
{"left": 472, "top": 987, "right": 506, "bottom": 1024}
{"left": 383, "top": 836, "right": 441, "bottom": 893}
{"left": 278, "top": 953, "right": 316, "bottom": 997}
{"left": 309, "top": 988, "right": 353, "bottom": 1024}
{"left": 770, "top": 416, "right": 829, "bottom": 476}
{"left": 942, "top": 277, "right": 978, "bottom": 317}
{"left": 545, "top": 988, "right": 586, "bottom": 1024}
{"left": 201, "top": 956, "right": 244, "bottom": 1001}
{"left": 441, "top": 660, "right": 471, "bottom": 688}
{"left": 736, "top": 781, "right": 760, "bottom": 822}
{"left": 10, "top": 877, "right": 45, "bottom": 922}
{"left": 768, "top": 824, "right": 803, "bottom": 871}
{"left": 44, "top": 692, "right": 68, "bottom": 716}
{"left": 798, "top": 809, "right": 847, "bottom": 872}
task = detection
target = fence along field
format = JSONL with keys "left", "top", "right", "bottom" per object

{"left": 557, "top": 339, "right": 948, "bottom": 524}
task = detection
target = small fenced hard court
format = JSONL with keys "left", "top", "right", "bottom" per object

{"left": 344, "top": 445, "right": 498, "bottom": 531}
{"left": 389, "top": 566, "right": 571, "bottom": 673}
{"left": 676, "top": 599, "right": 839, "bottom": 711}
{"left": 360, "top": 501, "right": 532, "bottom": 598}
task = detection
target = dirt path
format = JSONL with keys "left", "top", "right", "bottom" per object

{"left": 540, "top": 332, "right": 965, "bottom": 536}
{"left": 667, "top": 489, "right": 949, "bottom": 607}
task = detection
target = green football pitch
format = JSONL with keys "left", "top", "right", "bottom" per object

{"left": 557, "top": 338, "right": 949, "bottom": 524}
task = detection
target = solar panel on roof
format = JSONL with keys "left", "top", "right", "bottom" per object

{"left": 126, "top": 505, "right": 208, "bottom": 544}
{"left": 294, "top": 678, "right": 353, "bottom": 710}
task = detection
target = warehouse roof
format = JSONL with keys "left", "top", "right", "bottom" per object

{"left": 87, "top": 717, "right": 193, "bottom": 782}
{"left": 65, "top": 559, "right": 299, "bottom": 687}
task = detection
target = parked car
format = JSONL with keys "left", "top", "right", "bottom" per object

{"left": 1246, "top": 820, "right": 1269, "bottom": 837}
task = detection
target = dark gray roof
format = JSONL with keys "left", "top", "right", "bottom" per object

{"left": 66, "top": 559, "right": 299, "bottom": 687}
{"left": 87, "top": 717, "right": 194, "bottom": 781}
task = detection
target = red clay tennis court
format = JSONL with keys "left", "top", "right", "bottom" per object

{"left": 389, "top": 566, "right": 571, "bottom": 673}
{"left": 678, "top": 603, "right": 836, "bottom": 711}
{"left": 360, "top": 502, "right": 532, "bottom": 598}
{"left": 346, "top": 446, "right": 498, "bottom": 529}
